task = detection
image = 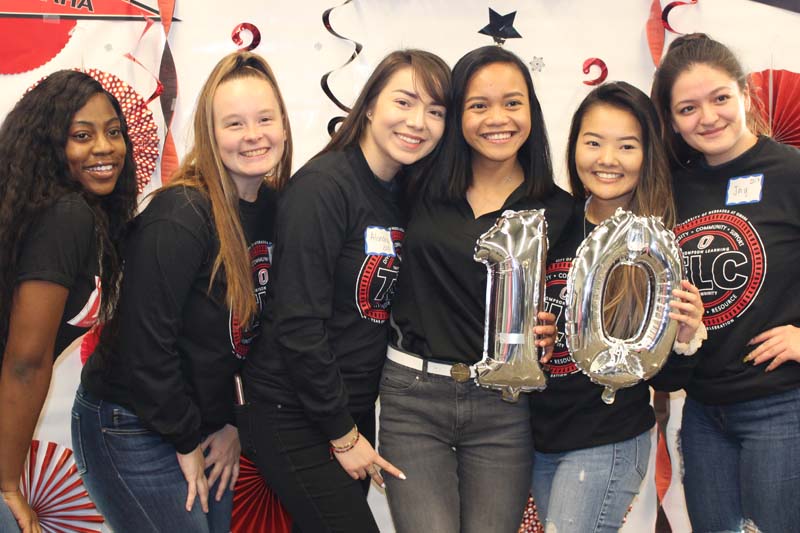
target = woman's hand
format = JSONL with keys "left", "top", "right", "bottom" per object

{"left": 176, "top": 446, "right": 209, "bottom": 513}
{"left": 2, "top": 489, "right": 41, "bottom": 533}
{"left": 744, "top": 325, "right": 800, "bottom": 372}
{"left": 535, "top": 311, "right": 558, "bottom": 364}
{"left": 669, "top": 280, "right": 705, "bottom": 344}
{"left": 200, "top": 424, "right": 241, "bottom": 501}
{"left": 331, "top": 427, "right": 405, "bottom": 488}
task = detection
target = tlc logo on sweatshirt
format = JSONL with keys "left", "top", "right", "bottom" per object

{"left": 357, "top": 227, "right": 405, "bottom": 323}
{"left": 674, "top": 210, "right": 766, "bottom": 331}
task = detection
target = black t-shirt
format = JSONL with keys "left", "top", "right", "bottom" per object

{"left": 390, "top": 184, "right": 576, "bottom": 364}
{"left": 82, "top": 184, "right": 277, "bottom": 453}
{"left": 529, "top": 208, "right": 654, "bottom": 453}
{"left": 674, "top": 136, "right": 800, "bottom": 405}
{"left": 243, "top": 147, "right": 405, "bottom": 440}
{"left": 12, "top": 193, "right": 100, "bottom": 357}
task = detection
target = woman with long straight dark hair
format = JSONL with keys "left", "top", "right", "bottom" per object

{"left": 379, "top": 45, "right": 571, "bottom": 533}
{"left": 0, "top": 70, "right": 137, "bottom": 533}
{"left": 240, "top": 49, "right": 450, "bottom": 533}
{"left": 652, "top": 33, "right": 800, "bottom": 532}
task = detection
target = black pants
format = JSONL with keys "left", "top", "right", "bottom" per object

{"left": 237, "top": 402, "right": 378, "bottom": 533}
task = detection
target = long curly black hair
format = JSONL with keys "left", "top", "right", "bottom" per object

{"left": 0, "top": 70, "right": 138, "bottom": 348}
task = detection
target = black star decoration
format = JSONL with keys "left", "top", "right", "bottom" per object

{"left": 478, "top": 8, "right": 522, "bottom": 45}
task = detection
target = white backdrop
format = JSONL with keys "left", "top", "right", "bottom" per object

{"left": 3, "top": 1, "right": 799, "bottom": 531}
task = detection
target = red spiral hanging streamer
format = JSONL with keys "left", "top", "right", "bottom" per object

{"left": 662, "top": 0, "right": 699, "bottom": 34}
{"left": 232, "top": 22, "right": 261, "bottom": 51}
{"left": 320, "top": 0, "right": 363, "bottom": 136}
{"left": 582, "top": 58, "right": 608, "bottom": 86}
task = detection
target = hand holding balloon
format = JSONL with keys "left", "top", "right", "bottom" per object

{"left": 536, "top": 311, "right": 557, "bottom": 364}
{"left": 669, "top": 280, "right": 704, "bottom": 344}
{"left": 744, "top": 325, "right": 800, "bottom": 372}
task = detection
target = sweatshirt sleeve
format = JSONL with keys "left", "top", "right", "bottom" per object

{"left": 271, "top": 170, "right": 355, "bottom": 440}
{"left": 648, "top": 349, "right": 698, "bottom": 392}
{"left": 118, "top": 197, "right": 212, "bottom": 453}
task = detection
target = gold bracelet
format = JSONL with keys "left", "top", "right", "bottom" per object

{"left": 330, "top": 425, "right": 359, "bottom": 452}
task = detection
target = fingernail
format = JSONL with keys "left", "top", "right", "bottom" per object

{"left": 380, "top": 482, "right": 386, "bottom": 488}
{"left": 742, "top": 355, "right": 750, "bottom": 363}
{"left": 399, "top": 473, "right": 407, "bottom": 480}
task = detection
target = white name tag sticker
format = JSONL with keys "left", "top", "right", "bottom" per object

{"left": 364, "top": 226, "right": 396, "bottom": 256}
{"left": 726, "top": 174, "right": 763, "bottom": 205}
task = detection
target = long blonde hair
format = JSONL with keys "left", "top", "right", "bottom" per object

{"left": 163, "top": 51, "right": 292, "bottom": 325}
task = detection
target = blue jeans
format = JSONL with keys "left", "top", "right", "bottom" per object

{"left": 71, "top": 386, "right": 233, "bottom": 533}
{"left": 531, "top": 430, "right": 650, "bottom": 533}
{"left": 681, "top": 388, "right": 800, "bottom": 533}
{"left": 379, "top": 359, "right": 533, "bottom": 533}
{"left": 0, "top": 497, "right": 21, "bottom": 532}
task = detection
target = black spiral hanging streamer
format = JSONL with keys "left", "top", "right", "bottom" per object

{"left": 321, "top": 0, "right": 364, "bottom": 136}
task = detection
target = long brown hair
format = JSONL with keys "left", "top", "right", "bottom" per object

{"left": 651, "top": 33, "right": 769, "bottom": 168}
{"left": 567, "top": 82, "right": 674, "bottom": 338}
{"left": 163, "top": 51, "right": 292, "bottom": 325}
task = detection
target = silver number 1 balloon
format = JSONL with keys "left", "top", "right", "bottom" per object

{"left": 474, "top": 209, "right": 548, "bottom": 402}
{"left": 565, "top": 208, "right": 683, "bottom": 404}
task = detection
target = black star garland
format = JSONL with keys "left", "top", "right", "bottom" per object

{"left": 478, "top": 8, "right": 522, "bottom": 45}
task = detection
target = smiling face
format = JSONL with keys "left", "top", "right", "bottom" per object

{"left": 575, "top": 103, "right": 643, "bottom": 220}
{"left": 461, "top": 62, "right": 531, "bottom": 168}
{"left": 213, "top": 76, "right": 286, "bottom": 194}
{"left": 670, "top": 63, "right": 757, "bottom": 166}
{"left": 360, "top": 66, "right": 446, "bottom": 181}
{"left": 65, "top": 93, "right": 127, "bottom": 197}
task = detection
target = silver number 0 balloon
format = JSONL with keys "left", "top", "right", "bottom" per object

{"left": 565, "top": 208, "right": 683, "bottom": 404}
{"left": 474, "top": 209, "right": 548, "bottom": 402}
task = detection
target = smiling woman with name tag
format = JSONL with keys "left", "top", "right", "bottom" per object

{"left": 239, "top": 49, "right": 450, "bottom": 533}
{"left": 653, "top": 33, "right": 800, "bottom": 532}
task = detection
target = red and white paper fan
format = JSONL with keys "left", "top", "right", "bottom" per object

{"left": 231, "top": 455, "right": 292, "bottom": 533}
{"left": 20, "top": 440, "right": 103, "bottom": 533}
{"left": 748, "top": 68, "right": 800, "bottom": 148}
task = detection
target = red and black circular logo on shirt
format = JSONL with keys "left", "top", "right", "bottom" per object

{"left": 356, "top": 227, "right": 405, "bottom": 324}
{"left": 230, "top": 239, "right": 274, "bottom": 359}
{"left": 674, "top": 210, "right": 766, "bottom": 331}
{"left": 543, "top": 258, "right": 579, "bottom": 378}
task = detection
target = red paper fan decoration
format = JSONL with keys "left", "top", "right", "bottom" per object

{"left": 0, "top": 18, "right": 76, "bottom": 74}
{"left": 518, "top": 494, "right": 544, "bottom": 533}
{"left": 231, "top": 455, "right": 292, "bottom": 533}
{"left": 20, "top": 440, "right": 104, "bottom": 533}
{"left": 84, "top": 69, "right": 160, "bottom": 192}
{"left": 748, "top": 68, "right": 800, "bottom": 148}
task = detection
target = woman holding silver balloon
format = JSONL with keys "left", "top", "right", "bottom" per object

{"left": 379, "top": 45, "right": 572, "bottom": 532}
{"left": 652, "top": 33, "right": 800, "bottom": 532}
{"left": 528, "top": 81, "right": 705, "bottom": 532}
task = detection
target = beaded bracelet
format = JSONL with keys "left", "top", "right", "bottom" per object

{"left": 329, "top": 426, "right": 359, "bottom": 457}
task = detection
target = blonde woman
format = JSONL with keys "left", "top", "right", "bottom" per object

{"left": 71, "top": 51, "right": 291, "bottom": 532}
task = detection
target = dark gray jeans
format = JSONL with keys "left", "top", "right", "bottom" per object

{"left": 379, "top": 358, "right": 533, "bottom": 533}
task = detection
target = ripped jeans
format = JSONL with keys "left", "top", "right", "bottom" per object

{"left": 531, "top": 430, "right": 650, "bottom": 533}
{"left": 681, "top": 389, "right": 800, "bottom": 533}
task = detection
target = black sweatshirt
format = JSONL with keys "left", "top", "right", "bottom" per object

{"left": 82, "top": 185, "right": 276, "bottom": 453}
{"left": 243, "top": 147, "right": 405, "bottom": 441}
{"left": 12, "top": 193, "right": 100, "bottom": 358}
{"left": 673, "top": 136, "right": 800, "bottom": 405}
{"left": 529, "top": 208, "right": 654, "bottom": 453}
{"left": 390, "top": 184, "right": 575, "bottom": 364}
